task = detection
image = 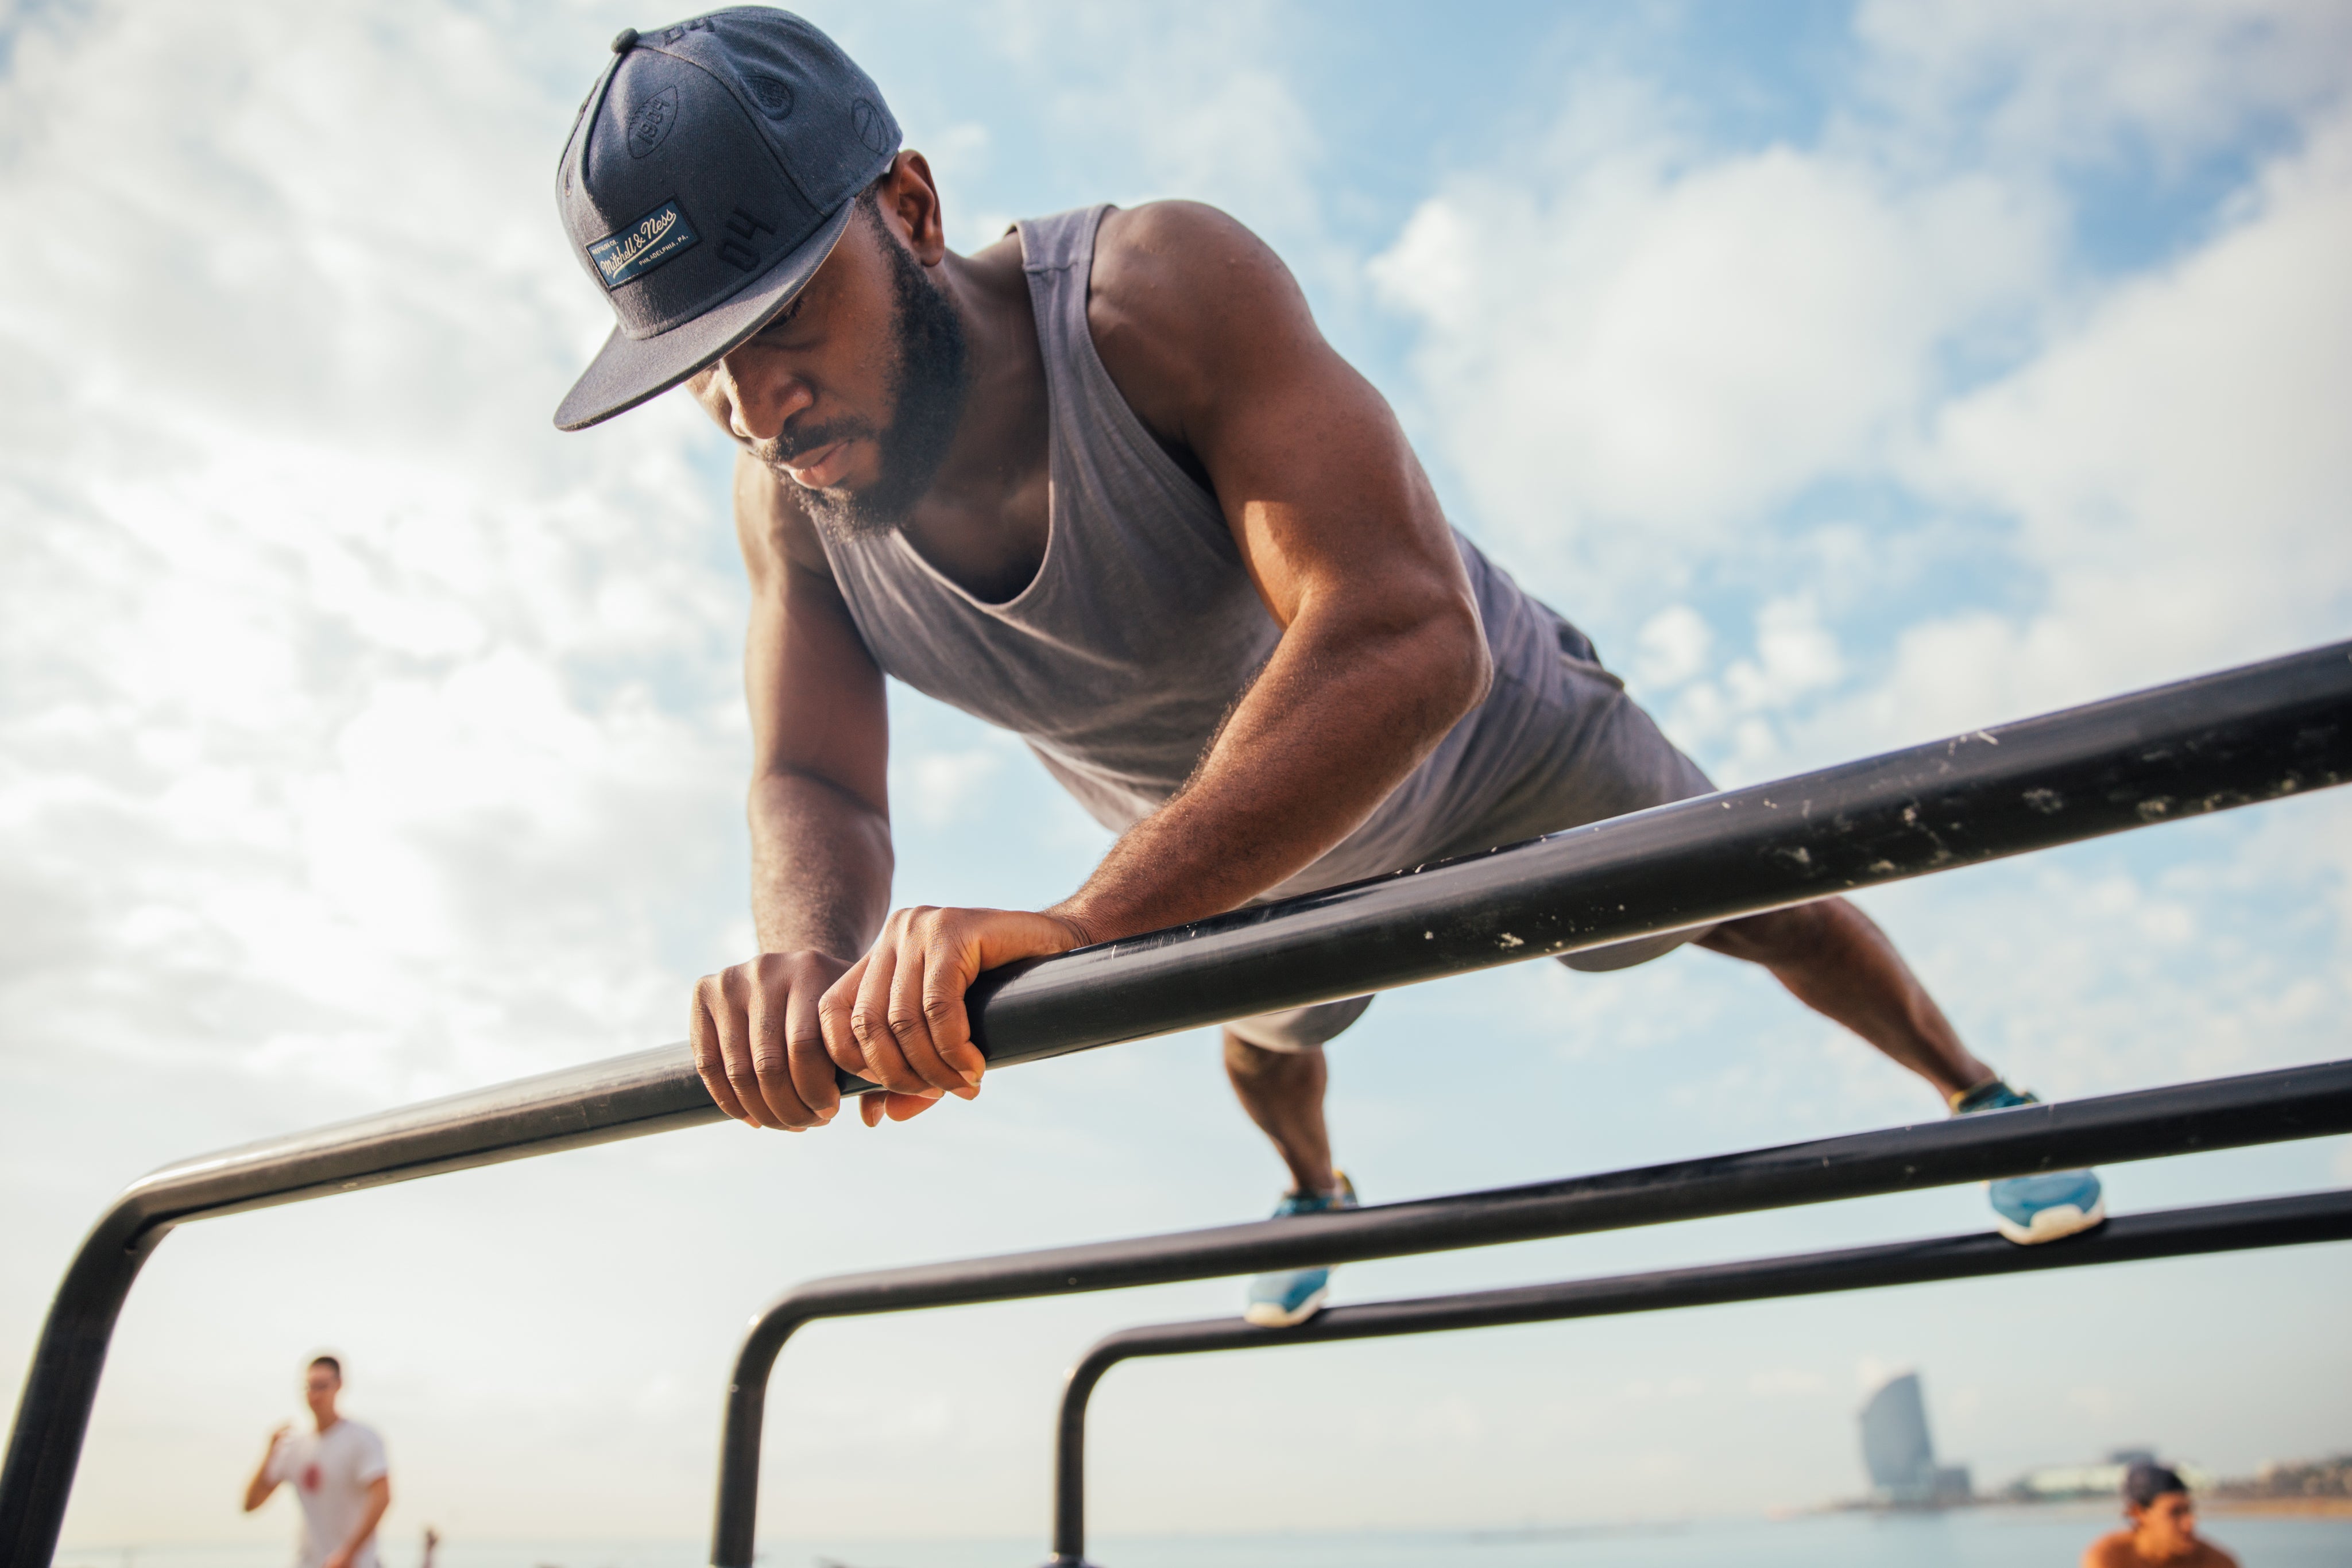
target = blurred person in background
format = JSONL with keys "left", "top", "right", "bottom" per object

{"left": 242, "top": 1355, "right": 392, "bottom": 1568}
{"left": 2083, "top": 1462, "right": 2238, "bottom": 1567}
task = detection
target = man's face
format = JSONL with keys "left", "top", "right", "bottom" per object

{"left": 2132, "top": 1492, "right": 2200, "bottom": 1555}
{"left": 303, "top": 1365, "right": 339, "bottom": 1422}
{"left": 688, "top": 196, "right": 968, "bottom": 540}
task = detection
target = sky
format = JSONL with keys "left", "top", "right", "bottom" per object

{"left": 2, "top": 0, "right": 2350, "bottom": 1554}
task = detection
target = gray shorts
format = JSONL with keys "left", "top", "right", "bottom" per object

{"left": 1226, "top": 634, "right": 1717, "bottom": 1055}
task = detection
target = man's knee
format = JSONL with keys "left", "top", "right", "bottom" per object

{"left": 1223, "top": 1027, "right": 1314, "bottom": 1079}
{"left": 1224, "top": 994, "right": 1374, "bottom": 1056}
{"left": 1701, "top": 898, "right": 1846, "bottom": 965}
{"left": 1558, "top": 925, "right": 1717, "bottom": 973}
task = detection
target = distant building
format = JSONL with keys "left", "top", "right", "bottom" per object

{"left": 2212, "top": 1454, "right": 2352, "bottom": 1501}
{"left": 1859, "top": 1372, "right": 1973, "bottom": 1504}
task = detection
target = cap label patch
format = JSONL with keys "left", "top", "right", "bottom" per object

{"left": 589, "top": 199, "right": 699, "bottom": 289}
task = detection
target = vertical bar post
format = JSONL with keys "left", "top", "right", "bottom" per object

{"left": 1046, "top": 1347, "right": 1120, "bottom": 1567}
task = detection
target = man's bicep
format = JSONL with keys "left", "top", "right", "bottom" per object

{"left": 1198, "top": 344, "right": 1460, "bottom": 627}
{"left": 734, "top": 458, "right": 890, "bottom": 813}
{"left": 1091, "top": 204, "right": 1465, "bottom": 628}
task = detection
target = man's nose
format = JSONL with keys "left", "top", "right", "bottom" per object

{"left": 718, "top": 352, "right": 814, "bottom": 443}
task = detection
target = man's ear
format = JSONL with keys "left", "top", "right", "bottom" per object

{"left": 883, "top": 150, "right": 947, "bottom": 266}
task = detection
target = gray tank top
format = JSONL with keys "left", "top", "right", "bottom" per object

{"left": 815, "top": 205, "right": 1586, "bottom": 899}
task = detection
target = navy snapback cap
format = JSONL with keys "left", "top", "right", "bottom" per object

{"left": 552, "top": 7, "right": 901, "bottom": 431}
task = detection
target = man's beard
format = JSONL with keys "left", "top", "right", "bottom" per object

{"left": 768, "top": 226, "right": 969, "bottom": 542}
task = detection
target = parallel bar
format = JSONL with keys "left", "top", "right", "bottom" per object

{"left": 1046, "top": 1190, "right": 2352, "bottom": 1566}
{"left": 7, "top": 640, "right": 2350, "bottom": 1565}
{"left": 964, "top": 637, "right": 2352, "bottom": 1068}
{"left": 709, "top": 1058, "right": 2352, "bottom": 1563}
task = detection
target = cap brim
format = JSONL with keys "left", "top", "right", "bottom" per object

{"left": 552, "top": 196, "right": 861, "bottom": 432}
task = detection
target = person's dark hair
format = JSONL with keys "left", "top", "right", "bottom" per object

{"left": 2125, "top": 1462, "right": 2187, "bottom": 1508}
{"left": 307, "top": 1354, "right": 342, "bottom": 1381}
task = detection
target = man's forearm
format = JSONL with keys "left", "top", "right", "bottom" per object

{"left": 1054, "top": 604, "right": 1486, "bottom": 941}
{"left": 749, "top": 770, "right": 893, "bottom": 957}
{"left": 243, "top": 1437, "right": 282, "bottom": 1512}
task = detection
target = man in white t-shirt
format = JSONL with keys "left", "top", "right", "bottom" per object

{"left": 242, "top": 1356, "right": 391, "bottom": 1568}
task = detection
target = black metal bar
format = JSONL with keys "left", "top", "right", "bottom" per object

{"left": 1045, "top": 1189, "right": 2352, "bottom": 1567}
{"left": 961, "top": 637, "right": 2352, "bottom": 1070}
{"left": 710, "top": 1058, "right": 2352, "bottom": 1564}
{"left": 7, "top": 640, "right": 2350, "bottom": 1565}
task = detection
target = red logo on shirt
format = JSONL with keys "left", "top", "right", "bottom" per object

{"left": 300, "top": 1462, "right": 321, "bottom": 1492}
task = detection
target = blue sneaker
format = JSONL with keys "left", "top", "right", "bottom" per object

{"left": 1954, "top": 1081, "right": 2107, "bottom": 1244}
{"left": 1243, "top": 1172, "right": 1357, "bottom": 1327}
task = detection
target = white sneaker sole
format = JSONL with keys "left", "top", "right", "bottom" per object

{"left": 1243, "top": 1284, "right": 1329, "bottom": 1328}
{"left": 1994, "top": 1193, "right": 2108, "bottom": 1245}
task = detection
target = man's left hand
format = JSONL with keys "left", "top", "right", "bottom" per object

{"left": 322, "top": 1550, "right": 353, "bottom": 1568}
{"left": 820, "top": 905, "right": 1094, "bottom": 1125}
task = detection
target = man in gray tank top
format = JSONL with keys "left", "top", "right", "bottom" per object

{"left": 552, "top": 9, "right": 2106, "bottom": 1325}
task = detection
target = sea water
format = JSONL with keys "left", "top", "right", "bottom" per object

{"left": 53, "top": 1509, "right": 2352, "bottom": 1568}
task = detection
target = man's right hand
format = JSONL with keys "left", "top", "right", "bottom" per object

{"left": 690, "top": 950, "right": 855, "bottom": 1129}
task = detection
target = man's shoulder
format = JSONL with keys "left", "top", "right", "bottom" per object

{"left": 1094, "top": 199, "right": 1255, "bottom": 255}
{"left": 325, "top": 1417, "right": 388, "bottom": 1483}
{"left": 2079, "top": 1530, "right": 2132, "bottom": 1567}
{"left": 1090, "top": 201, "right": 1284, "bottom": 323}
{"left": 326, "top": 1418, "right": 385, "bottom": 1453}
{"left": 1084, "top": 201, "right": 1313, "bottom": 436}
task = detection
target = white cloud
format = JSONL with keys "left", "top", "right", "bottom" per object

{"left": 1374, "top": 7, "right": 2352, "bottom": 777}
{"left": 1633, "top": 603, "right": 1713, "bottom": 691}
{"left": 0, "top": 0, "right": 746, "bottom": 1106}
{"left": 2066, "top": 1384, "right": 2119, "bottom": 1422}
{"left": 891, "top": 741, "right": 1012, "bottom": 830}
{"left": 1903, "top": 847, "right": 2349, "bottom": 1099}
{"left": 1658, "top": 595, "right": 1846, "bottom": 782}
{"left": 1852, "top": 107, "right": 2352, "bottom": 735}
{"left": 1748, "top": 1368, "right": 1827, "bottom": 1398}
{"left": 946, "top": 0, "right": 1344, "bottom": 292}
{"left": 1853, "top": 0, "right": 2352, "bottom": 173}
{"left": 1369, "top": 129, "right": 2055, "bottom": 598}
